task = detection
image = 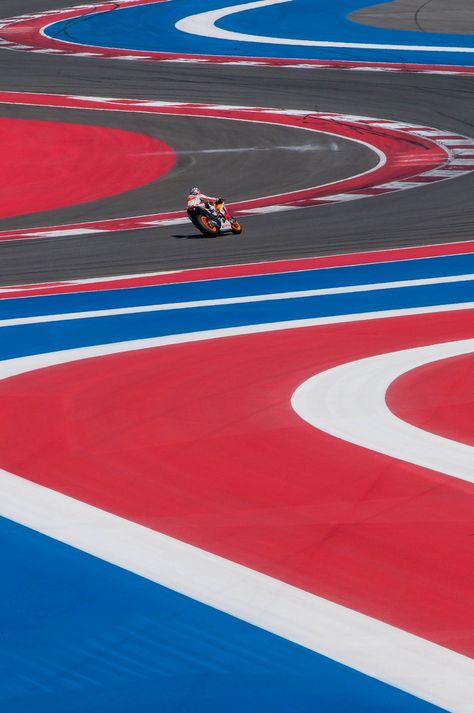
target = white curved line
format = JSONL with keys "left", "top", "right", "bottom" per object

{"left": 176, "top": 0, "right": 474, "bottom": 53}
{"left": 292, "top": 339, "right": 474, "bottom": 483}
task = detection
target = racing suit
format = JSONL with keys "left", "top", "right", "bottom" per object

{"left": 186, "top": 192, "right": 217, "bottom": 210}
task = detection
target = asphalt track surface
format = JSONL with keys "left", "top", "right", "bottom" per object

{"left": 0, "top": 0, "right": 473, "bottom": 285}
{"left": 351, "top": 0, "right": 474, "bottom": 34}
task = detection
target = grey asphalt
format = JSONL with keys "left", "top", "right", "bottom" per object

{"left": 350, "top": 0, "right": 474, "bottom": 34}
{"left": 0, "top": 0, "right": 473, "bottom": 284}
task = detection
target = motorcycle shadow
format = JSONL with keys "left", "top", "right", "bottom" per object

{"left": 171, "top": 232, "right": 232, "bottom": 240}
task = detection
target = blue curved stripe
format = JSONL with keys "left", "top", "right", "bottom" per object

{"left": 0, "top": 517, "right": 445, "bottom": 712}
{"left": 44, "top": 0, "right": 474, "bottom": 66}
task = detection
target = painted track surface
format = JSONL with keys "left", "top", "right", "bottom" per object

{"left": 1, "top": 244, "right": 474, "bottom": 713}
{"left": 0, "top": 1, "right": 473, "bottom": 712}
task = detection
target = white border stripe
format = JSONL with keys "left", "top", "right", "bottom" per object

{"left": 292, "top": 340, "right": 474, "bottom": 483}
{"left": 2, "top": 467, "right": 474, "bottom": 712}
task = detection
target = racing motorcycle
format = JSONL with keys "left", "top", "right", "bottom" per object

{"left": 187, "top": 199, "right": 242, "bottom": 237}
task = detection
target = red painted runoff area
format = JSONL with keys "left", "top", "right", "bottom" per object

{"left": 0, "top": 118, "right": 175, "bottom": 218}
{"left": 0, "top": 308, "right": 473, "bottom": 657}
{"left": 387, "top": 353, "right": 474, "bottom": 447}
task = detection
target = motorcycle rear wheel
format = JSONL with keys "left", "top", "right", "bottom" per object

{"left": 196, "top": 214, "right": 220, "bottom": 236}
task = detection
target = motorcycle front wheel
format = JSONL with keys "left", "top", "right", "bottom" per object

{"left": 230, "top": 220, "right": 242, "bottom": 235}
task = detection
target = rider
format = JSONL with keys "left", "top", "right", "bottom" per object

{"left": 186, "top": 186, "right": 218, "bottom": 209}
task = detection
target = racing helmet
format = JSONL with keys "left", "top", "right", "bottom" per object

{"left": 189, "top": 186, "right": 200, "bottom": 195}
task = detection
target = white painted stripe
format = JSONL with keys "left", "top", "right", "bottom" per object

{"left": 21, "top": 228, "right": 109, "bottom": 238}
{"left": 207, "top": 103, "right": 258, "bottom": 110}
{"left": 350, "top": 66, "right": 398, "bottom": 72}
{"left": 281, "top": 63, "right": 331, "bottom": 68}
{"left": 453, "top": 149, "right": 474, "bottom": 157}
{"left": 240, "top": 205, "right": 301, "bottom": 213}
{"left": 72, "top": 95, "right": 125, "bottom": 102}
{"left": 377, "top": 181, "right": 425, "bottom": 190}
{"left": 409, "top": 130, "right": 448, "bottom": 137}
{"left": 260, "top": 108, "right": 310, "bottom": 115}
{"left": 320, "top": 193, "right": 366, "bottom": 202}
{"left": 429, "top": 70, "right": 463, "bottom": 75}
{"left": 129, "top": 100, "right": 189, "bottom": 107}
{"left": 291, "top": 340, "right": 474, "bottom": 483}
{"left": 141, "top": 218, "right": 188, "bottom": 226}
{"left": 114, "top": 55, "right": 153, "bottom": 60}
{"left": 0, "top": 307, "right": 474, "bottom": 713}
{"left": 175, "top": 0, "right": 474, "bottom": 53}
{"left": 205, "top": 59, "right": 264, "bottom": 65}
{"left": 438, "top": 139, "right": 474, "bottom": 146}
{"left": 323, "top": 113, "right": 369, "bottom": 122}
{"left": 369, "top": 122, "right": 418, "bottom": 130}
{"left": 0, "top": 270, "right": 182, "bottom": 295}
{"left": 423, "top": 169, "right": 469, "bottom": 178}
{"left": 161, "top": 57, "right": 210, "bottom": 63}
{"left": 1, "top": 274, "right": 473, "bottom": 327}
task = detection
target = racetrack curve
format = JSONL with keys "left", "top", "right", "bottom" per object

{"left": 0, "top": 0, "right": 473, "bottom": 284}
{"left": 1, "top": 4, "right": 474, "bottom": 712}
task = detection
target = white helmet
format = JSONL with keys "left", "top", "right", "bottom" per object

{"left": 190, "top": 186, "right": 200, "bottom": 195}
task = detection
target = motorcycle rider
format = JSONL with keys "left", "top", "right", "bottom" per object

{"left": 186, "top": 186, "right": 241, "bottom": 235}
{"left": 186, "top": 186, "right": 218, "bottom": 209}
{"left": 187, "top": 187, "right": 225, "bottom": 223}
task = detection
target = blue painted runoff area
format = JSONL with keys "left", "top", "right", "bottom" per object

{"left": 0, "top": 516, "right": 445, "bottom": 712}
{"left": 2, "top": 253, "right": 474, "bottom": 320}
{"left": 44, "top": 0, "right": 474, "bottom": 66}
{"left": 0, "top": 278, "right": 472, "bottom": 361}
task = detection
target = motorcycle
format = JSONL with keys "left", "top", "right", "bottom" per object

{"left": 187, "top": 199, "right": 242, "bottom": 237}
